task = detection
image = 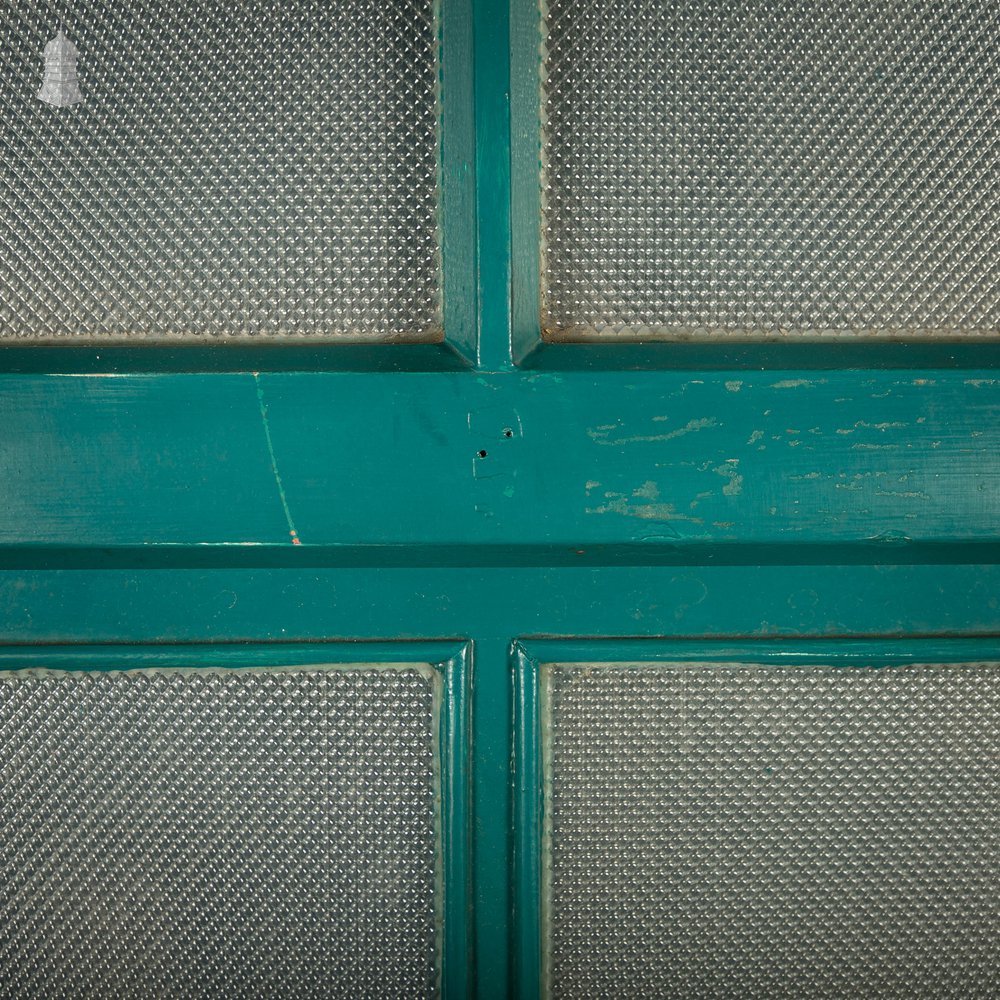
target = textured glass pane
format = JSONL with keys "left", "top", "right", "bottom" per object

{"left": 542, "top": 1, "right": 1000, "bottom": 340}
{"left": 0, "top": 2, "right": 440, "bottom": 340}
{"left": 0, "top": 665, "right": 440, "bottom": 999}
{"left": 543, "top": 661, "right": 1000, "bottom": 998}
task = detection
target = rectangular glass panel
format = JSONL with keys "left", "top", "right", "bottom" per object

{"left": 0, "top": 1, "right": 440, "bottom": 341}
{"left": 0, "top": 664, "right": 441, "bottom": 998}
{"left": 542, "top": 1, "right": 1000, "bottom": 340}
{"left": 543, "top": 661, "right": 1000, "bottom": 997}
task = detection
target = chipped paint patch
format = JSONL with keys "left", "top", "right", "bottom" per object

{"left": 839, "top": 420, "right": 909, "bottom": 433}
{"left": 588, "top": 492, "right": 703, "bottom": 523}
{"left": 770, "top": 378, "right": 821, "bottom": 389}
{"left": 868, "top": 530, "right": 912, "bottom": 544}
{"left": 689, "top": 489, "right": 714, "bottom": 510}
{"left": 725, "top": 380, "right": 742, "bottom": 392}
{"left": 747, "top": 429, "right": 763, "bottom": 444}
{"left": 875, "top": 489, "right": 931, "bottom": 500}
{"left": 713, "top": 459, "right": 743, "bottom": 496}
{"left": 587, "top": 416, "right": 718, "bottom": 446}
{"left": 633, "top": 480, "right": 660, "bottom": 500}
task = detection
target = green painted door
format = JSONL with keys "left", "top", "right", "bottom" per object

{"left": 1, "top": 0, "right": 1000, "bottom": 997}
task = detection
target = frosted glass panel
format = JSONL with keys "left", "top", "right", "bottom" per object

{"left": 0, "top": 2, "right": 440, "bottom": 341}
{"left": 542, "top": 1, "right": 1000, "bottom": 340}
{"left": 544, "top": 661, "right": 1000, "bottom": 997}
{"left": 0, "top": 665, "right": 440, "bottom": 998}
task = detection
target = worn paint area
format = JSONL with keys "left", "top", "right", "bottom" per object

{"left": 0, "top": 370, "right": 997, "bottom": 558}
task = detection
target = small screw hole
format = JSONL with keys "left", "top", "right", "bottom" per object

{"left": 478, "top": 449, "right": 488, "bottom": 458}
{"left": 503, "top": 429, "right": 513, "bottom": 438}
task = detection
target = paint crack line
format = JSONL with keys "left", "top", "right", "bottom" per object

{"left": 253, "top": 373, "right": 301, "bottom": 546}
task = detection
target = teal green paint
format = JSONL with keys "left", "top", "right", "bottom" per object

{"left": 519, "top": 340, "right": 1000, "bottom": 371}
{"left": 517, "top": 638, "right": 1000, "bottom": 669}
{"left": 473, "top": 0, "right": 514, "bottom": 369}
{"left": 2, "top": 564, "right": 1000, "bottom": 643}
{"left": 471, "top": 640, "right": 513, "bottom": 999}
{"left": 0, "top": 374, "right": 290, "bottom": 546}
{"left": 1, "top": 541, "right": 998, "bottom": 571}
{"left": 510, "top": 0, "right": 543, "bottom": 363}
{"left": 440, "top": 0, "right": 479, "bottom": 364}
{"left": 3, "top": 371, "right": 999, "bottom": 555}
{"left": 6, "top": 338, "right": 1000, "bottom": 375}
{"left": 512, "top": 644, "right": 542, "bottom": 1000}
{"left": 0, "top": 342, "right": 472, "bottom": 375}
{"left": 441, "top": 644, "right": 474, "bottom": 1000}
{"left": 0, "top": 642, "right": 469, "bottom": 671}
